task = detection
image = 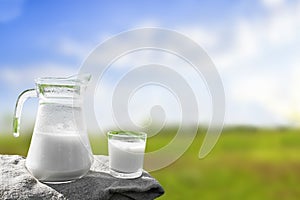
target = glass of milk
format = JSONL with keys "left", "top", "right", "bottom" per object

{"left": 108, "top": 131, "right": 147, "bottom": 179}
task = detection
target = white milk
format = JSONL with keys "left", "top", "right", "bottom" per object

{"left": 108, "top": 139, "right": 145, "bottom": 173}
{"left": 26, "top": 132, "right": 93, "bottom": 182}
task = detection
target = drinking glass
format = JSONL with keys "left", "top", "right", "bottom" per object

{"left": 107, "top": 131, "right": 147, "bottom": 179}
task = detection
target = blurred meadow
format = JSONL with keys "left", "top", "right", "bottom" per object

{"left": 1, "top": 127, "right": 300, "bottom": 200}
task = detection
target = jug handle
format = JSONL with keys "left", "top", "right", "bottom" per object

{"left": 13, "top": 89, "right": 37, "bottom": 137}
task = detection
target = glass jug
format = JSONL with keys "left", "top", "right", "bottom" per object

{"left": 13, "top": 74, "right": 94, "bottom": 183}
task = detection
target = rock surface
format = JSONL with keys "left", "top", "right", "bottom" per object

{"left": 0, "top": 155, "right": 164, "bottom": 200}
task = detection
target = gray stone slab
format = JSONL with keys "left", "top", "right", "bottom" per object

{"left": 0, "top": 155, "right": 164, "bottom": 200}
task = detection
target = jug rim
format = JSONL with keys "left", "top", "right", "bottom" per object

{"left": 35, "top": 74, "right": 91, "bottom": 86}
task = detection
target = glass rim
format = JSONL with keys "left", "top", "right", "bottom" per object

{"left": 107, "top": 130, "right": 147, "bottom": 138}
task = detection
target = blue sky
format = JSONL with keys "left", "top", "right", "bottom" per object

{"left": 1, "top": 0, "right": 300, "bottom": 132}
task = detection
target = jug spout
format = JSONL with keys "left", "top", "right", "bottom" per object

{"left": 13, "top": 89, "right": 37, "bottom": 137}
{"left": 67, "top": 73, "right": 91, "bottom": 84}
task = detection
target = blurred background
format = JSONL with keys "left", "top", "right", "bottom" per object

{"left": 1, "top": 0, "right": 300, "bottom": 199}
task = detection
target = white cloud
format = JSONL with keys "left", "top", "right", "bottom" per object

{"left": 196, "top": 0, "right": 300, "bottom": 125}
{"left": 261, "top": 0, "right": 285, "bottom": 10}
{"left": 177, "top": 27, "right": 218, "bottom": 49}
{"left": 213, "top": 20, "right": 261, "bottom": 69}
{"left": 208, "top": 0, "right": 300, "bottom": 70}
{"left": 0, "top": 63, "right": 77, "bottom": 88}
{"left": 229, "top": 56, "right": 300, "bottom": 126}
{"left": 286, "top": 62, "right": 300, "bottom": 125}
{"left": 232, "top": 73, "right": 288, "bottom": 121}
{"left": 81, "top": 0, "right": 300, "bottom": 127}
{"left": 90, "top": 48, "right": 211, "bottom": 130}
{"left": 58, "top": 38, "right": 95, "bottom": 60}
{"left": 264, "top": 3, "right": 300, "bottom": 45}
{"left": 4, "top": 0, "right": 298, "bottom": 128}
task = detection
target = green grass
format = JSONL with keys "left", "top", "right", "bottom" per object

{"left": 1, "top": 127, "right": 300, "bottom": 199}
{"left": 151, "top": 128, "right": 300, "bottom": 200}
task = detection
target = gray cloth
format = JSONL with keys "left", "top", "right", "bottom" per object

{"left": 0, "top": 155, "right": 164, "bottom": 200}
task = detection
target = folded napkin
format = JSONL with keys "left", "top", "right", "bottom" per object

{"left": 0, "top": 155, "right": 164, "bottom": 200}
